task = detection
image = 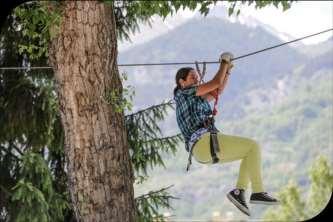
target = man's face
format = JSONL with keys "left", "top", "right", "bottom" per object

{"left": 181, "top": 70, "right": 199, "bottom": 88}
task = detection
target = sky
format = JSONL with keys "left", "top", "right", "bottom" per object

{"left": 237, "top": 1, "right": 333, "bottom": 44}
{"left": 119, "top": 1, "right": 333, "bottom": 51}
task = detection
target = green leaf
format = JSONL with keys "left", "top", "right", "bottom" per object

{"left": 228, "top": 7, "right": 234, "bottom": 16}
{"left": 237, "top": 9, "right": 241, "bottom": 16}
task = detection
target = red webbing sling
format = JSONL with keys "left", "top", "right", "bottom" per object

{"left": 195, "top": 61, "right": 220, "bottom": 116}
{"left": 210, "top": 89, "right": 219, "bottom": 116}
{"left": 186, "top": 62, "right": 221, "bottom": 171}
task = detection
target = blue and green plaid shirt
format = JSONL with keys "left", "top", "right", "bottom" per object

{"left": 174, "top": 86, "right": 212, "bottom": 143}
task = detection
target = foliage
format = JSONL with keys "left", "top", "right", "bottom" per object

{"left": 307, "top": 156, "right": 333, "bottom": 218}
{"left": 126, "top": 100, "right": 182, "bottom": 176}
{"left": 0, "top": 76, "right": 57, "bottom": 150}
{"left": 135, "top": 185, "right": 178, "bottom": 222}
{"left": 125, "top": 100, "right": 182, "bottom": 221}
{"left": 13, "top": 1, "right": 295, "bottom": 61}
{"left": 10, "top": 152, "right": 69, "bottom": 222}
{"left": 110, "top": 0, "right": 294, "bottom": 41}
{"left": 110, "top": 0, "right": 217, "bottom": 41}
{"left": 1, "top": 9, "right": 72, "bottom": 221}
{"left": 1, "top": 0, "right": 297, "bottom": 221}
{"left": 263, "top": 181, "right": 307, "bottom": 221}
{"left": 1, "top": 20, "right": 180, "bottom": 221}
{"left": 104, "top": 73, "right": 135, "bottom": 113}
{"left": 104, "top": 72, "right": 181, "bottom": 221}
{"left": 11, "top": 180, "right": 50, "bottom": 222}
{"left": 1, "top": 11, "right": 181, "bottom": 220}
{"left": 13, "top": 1, "right": 61, "bottom": 60}
{"left": 130, "top": 53, "right": 332, "bottom": 219}
{"left": 263, "top": 156, "right": 333, "bottom": 221}
{"left": 228, "top": 0, "right": 292, "bottom": 16}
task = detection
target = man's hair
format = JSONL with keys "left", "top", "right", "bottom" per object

{"left": 173, "top": 67, "right": 194, "bottom": 97}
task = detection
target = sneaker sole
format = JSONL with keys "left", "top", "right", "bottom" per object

{"left": 227, "top": 193, "right": 251, "bottom": 216}
{"left": 249, "top": 200, "right": 280, "bottom": 205}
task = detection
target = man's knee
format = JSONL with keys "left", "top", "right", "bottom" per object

{"left": 246, "top": 138, "right": 261, "bottom": 152}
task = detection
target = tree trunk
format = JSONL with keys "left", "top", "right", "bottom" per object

{"left": 48, "top": 2, "right": 135, "bottom": 221}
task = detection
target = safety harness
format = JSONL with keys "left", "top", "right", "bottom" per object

{"left": 186, "top": 115, "right": 220, "bottom": 171}
{"left": 186, "top": 62, "right": 222, "bottom": 171}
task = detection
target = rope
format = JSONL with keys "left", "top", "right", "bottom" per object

{"left": 195, "top": 61, "right": 206, "bottom": 83}
{"left": 232, "top": 28, "right": 333, "bottom": 61}
{"left": 0, "top": 28, "right": 331, "bottom": 71}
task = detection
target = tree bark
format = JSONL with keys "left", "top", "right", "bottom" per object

{"left": 48, "top": 2, "right": 135, "bottom": 221}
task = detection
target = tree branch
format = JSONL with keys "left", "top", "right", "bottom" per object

{"left": 0, "top": 184, "right": 12, "bottom": 197}
{"left": 0, "top": 145, "right": 21, "bottom": 161}
{"left": 143, "top": 134, "right": 182, "bottom": 144}
{"left": 11, "top": 141, "right": 24, "bottom": 156}
{"left": 135, "top": 185, "right": 178, "bottom": 201}
{"left": 125, "top": 100, "right": 174, "bottom": 120}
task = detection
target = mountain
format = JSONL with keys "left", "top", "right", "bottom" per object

{"left": 118, "top": 15, "right": 332, "bottom": 220}
{"left": 118, "top": 16, "right": 306, "bottom": 120}
{"left": 133, "top": 51, "right": 332, "bottom": 220}
{"left": 237, "top": 36, "right": 333, "bottom": 113}
{"left": 295, "top": 36, "right": 333, "bottom": 58}
{"left": 118, "top": 13, "right": 192, "bottom": 52}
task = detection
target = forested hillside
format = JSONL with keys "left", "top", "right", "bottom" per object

{"left": 1, "top": 2, "right": 330, "bottom": 221}
{"left": 119, "top": 16, "right": 306, "bottom": 119}
{"left": 118, "top": 15, "right": 332, "bottom": 220}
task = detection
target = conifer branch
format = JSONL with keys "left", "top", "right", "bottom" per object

{"left": 0, "top": 184, "right": 12, "bottom": 196}
{"left": 0, "top": 145, "right": 21, "bottom": 161}
{"left": 11, "top": 142, "right": 24, "bottom": 156}
{"left": 135, "top": 185, "right": 179, "bottom": 222}
{"left": 143, "top": 134, "right": 183, "bottom": 145}
{"left": 125, "top": 99, "right": 174, "bottom": 120}
{"left": 135, "top": 185, "right": 177, "bottom": 201}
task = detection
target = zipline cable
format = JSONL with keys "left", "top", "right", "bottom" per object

{"left": 232, "top": 28, "right": 333, "bottom": 61}
{"left": 0, "top": 28, "right": 332, "bottom": 70}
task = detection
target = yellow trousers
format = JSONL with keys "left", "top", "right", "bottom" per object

{"left": 192, "top": 132, "right": 264, "bottom": 193}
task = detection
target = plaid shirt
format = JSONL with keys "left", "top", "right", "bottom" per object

{"left": 174, "top": 86, "right": 212, "bottom": 143}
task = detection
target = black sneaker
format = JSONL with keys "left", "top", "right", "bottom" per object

{"left": 250, "top": 192, "right": 280, "bottom": 205}
{"left": 227, "top": 189, "right": 250, "bottom": 216}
